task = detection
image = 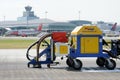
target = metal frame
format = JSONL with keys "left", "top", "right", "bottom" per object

{"left": 28, "top": 46, "right": 53, "bottom": 66}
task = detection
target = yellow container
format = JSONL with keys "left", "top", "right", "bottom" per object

{"left": 71, "top": 25, "right": 102, "bottom": 35}
{"left": 81, "top": 37, "right": 99, "bottom": 54}
{"left": 71, "top": 25, "right": 102, "bottom": 54}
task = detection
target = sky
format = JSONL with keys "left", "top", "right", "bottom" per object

{"left": 0, "top": 0, "right": 120, "bottom": 23}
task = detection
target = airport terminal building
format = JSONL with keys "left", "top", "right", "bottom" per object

{"left": 41, "top": 20, "right": 92, "bottom": 32}
{"left": 0, "top": 5, "right": 92, "bottom": 35}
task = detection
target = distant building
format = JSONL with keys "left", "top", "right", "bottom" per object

{"left": 0, "top": 19, "right": 55, "bottom": 28}
{"left": 69, "top": 20, "right": 92, "bottom": 26}
{"left": 95, "top": 21, "right": 112, "bottom": 30}
{"left": 17, "top": 6, "right": 39, "bottom": 21}
{"left": 42, "top": 22, "right": 76, "bottom": 32}
{"left": 41, "top": 20, "right": 93, "bottom": 32}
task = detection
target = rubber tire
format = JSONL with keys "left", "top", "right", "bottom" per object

{"left": 47, "top": 64, "right": 50, "bottom": 68}
{"left": 27, "top": 63, "right": 30, "bottom": 68}
{"left": 66, "top": 58, "right": 74, "bottom": 67}
{"left": 96, "top": 57, "right": 105, "bottom": 67}
{"left": 73, "top": 59, "right": 82, "bottom": 70}
{"left": 33, "top": 64, "right": 42, "bottom": 68}
{"left": 105, "top": 59, "right": 116, "bottom": 70}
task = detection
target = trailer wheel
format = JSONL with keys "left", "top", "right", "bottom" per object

{"left": 96, "top": 57, "right": 105, "bottom": 67}
{"left": 105, "top": 59, "right": 116, "bottom": 70}
{"left": 47, "top": 64, "right": 50, "bottom": 68}
{"left": 27, "top": 63, "right": 30, "bottom": 68}
{"left": 66, "top": 58, "right": 74, "bottom": 67}
{"left": 33, "top": 64, "right": 42, "bottom": 68}
{"left": 73, "top": 59, "right": 82, "bottom": 70}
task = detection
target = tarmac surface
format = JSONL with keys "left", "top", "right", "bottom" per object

{"left": 0, "top": 49, "right": 120, "bottom": 80}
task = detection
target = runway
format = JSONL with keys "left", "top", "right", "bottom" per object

{"left": 0, "top": 49, "right": 120, "bottom": 80}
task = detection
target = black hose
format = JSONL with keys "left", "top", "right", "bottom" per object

{"left": 26, "top": 33, "right": 51, "bottom": 61}
{"left": 36, "top": 33, "right": 51, "bottom": 62}
{"left": 102, "top": 39, "right": 108, "bottom": 46}
{"left": 26, "top": 40, "right": 39, "bottom": 61}
{"left": 103, "top": 49, "right": 118, "bottom": 58}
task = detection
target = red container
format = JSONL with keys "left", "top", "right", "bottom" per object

{"left": 52, "top": 32, "right": 68, "bottom": 43}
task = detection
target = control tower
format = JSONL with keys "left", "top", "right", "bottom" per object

{"left": 17, "top": 6, "right": 39, "bottom": 21}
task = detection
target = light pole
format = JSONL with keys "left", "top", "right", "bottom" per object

{"left": 45, "top": 11, "right": 48, "bottom": 19}
{"left": 3, "top": 16, "right": 5, "bottom": 22}
{"left": 78, "top": 11, "right": 80, "bottom": 20}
